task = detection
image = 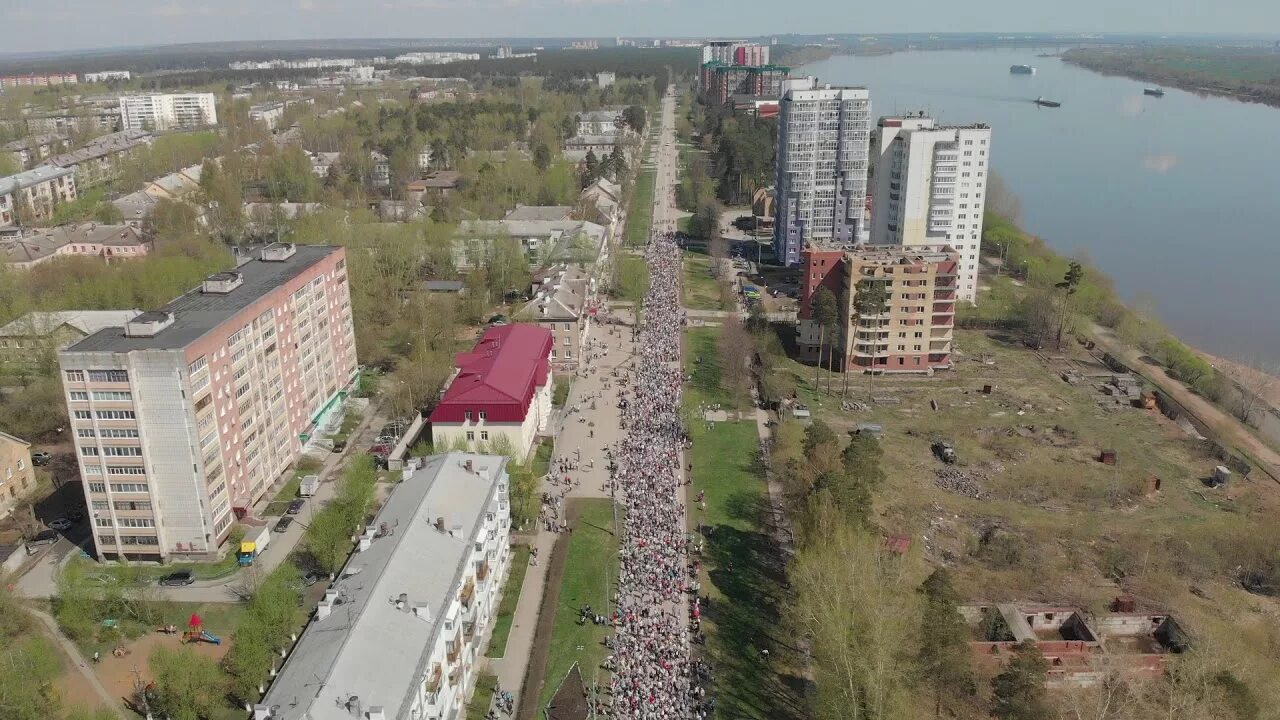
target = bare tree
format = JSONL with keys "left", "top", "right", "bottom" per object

{"left": 1226, "top": 360, "right": 1278, "bottom": 425}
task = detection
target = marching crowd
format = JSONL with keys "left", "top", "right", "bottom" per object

{"left": 606, "top": 231, "right": 707, "bottom": 719}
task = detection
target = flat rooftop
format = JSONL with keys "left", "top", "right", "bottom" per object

{"left": 260, "top": 452, "right": 506, "bottom": 720}
{"left": 65, "top": 244, "right": 340, "bottom": 353}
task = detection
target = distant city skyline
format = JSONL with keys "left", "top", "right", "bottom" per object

{"left": 2, "top": 0, "right": 1280, "bottom": 55}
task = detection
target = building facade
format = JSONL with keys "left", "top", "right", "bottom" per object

{"left": 871, "top": 115, "right": 991, "bottom": 302}
{"left": 0, "top": 74, "right": 77, "bottom": 89}
{"left": 257, "top": 453, "right": 511, "bottom": 720}
{"left": 773, "top": 86, "right": 872, "bottom": 266}
{"left": 48, "top": 130, "right": 154, "bottom": 188}
{"left": 0, "top": 431, "right": 37, "bottom": 518}
{"left": 701, "top": 41, "right": 769, "bottom": 66}
{"left": 518, "top": 264, "right": 596, "bottom": 372}
{"left": 429, "top": 325, "right": 552, "bottom": 461}
{"left": 59, "top": 243, "right": 358, "bottom": 561}
{"left": 1, "top": 224, "right": 151, "bottom": 269}
{"left": 797, "top": 245, "right": 959, "bottom": 373}
{"left": 119, "top": 93, "right": 218, "bottom": 132}
{"left": 0, "top": 165, "right": 78, "bottom": 227}
{"left": 2, "top": 134, "right": 70, "bottom": 170}
{"left": 701, "top": 63, "right": 790, "bottom": 105}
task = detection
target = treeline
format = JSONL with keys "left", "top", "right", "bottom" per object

{"left": 399, "top": 48, "right": 695, "bottom": 96}
{"left": 1063, "top": 47, "right": 1280, "bottom": 110}
{"left": 693, "top": 89, "right": 777, "bottom": 206}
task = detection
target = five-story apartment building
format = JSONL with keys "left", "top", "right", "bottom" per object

{"left": 59, "top": 243, "right": 356, "bottom": 561}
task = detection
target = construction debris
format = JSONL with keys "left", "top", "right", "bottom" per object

{"left": 934, "top": 467, "right": 989, "bottom": 499}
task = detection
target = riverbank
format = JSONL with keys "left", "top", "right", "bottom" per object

{"left": 1062, "top": 46, "right": 1280, "bottom": 109}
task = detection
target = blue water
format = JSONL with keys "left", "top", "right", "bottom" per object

{"left": 803, "top": 49, "right": 1280, "bottom": 363}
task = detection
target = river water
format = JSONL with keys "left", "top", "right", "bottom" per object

{"left": 802, "top": 49, "right": 1280, "bottom": 363}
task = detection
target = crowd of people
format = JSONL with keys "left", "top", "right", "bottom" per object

{"left": 607, "top": 231, "right": 704, "bottom": 719}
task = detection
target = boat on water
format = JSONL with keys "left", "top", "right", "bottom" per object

{"left": 1144, "top": 87, "right": 1166, "bottom": 97}
{"left": 1010, "top": 64, "right": 1037, "bottom": 75}
{"left": 1034, "top": 97, "right": 1062, "bottom": 108}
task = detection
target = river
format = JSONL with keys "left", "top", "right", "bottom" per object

{"left": 801, "top": 49, "right": 1280, "bottom": 363}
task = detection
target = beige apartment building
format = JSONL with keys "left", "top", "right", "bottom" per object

{"left": 798, "top": 245, "right": 960, "bottom": 374}
{"left": 0, "top": 165, "right": 78, "bottom": 227}
{"left": 59, "top": 243, "right": 358, "bottom": 561}
{"left": 0, "top": 431, "right": 37, "bottom": 517}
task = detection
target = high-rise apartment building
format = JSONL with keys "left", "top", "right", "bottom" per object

{"left": 118, "top": 93, "right": 218, "bottom": 132}
{"left": 59, "top": 243, "right": 357, "bottom": 561}
{"left": 798, "top": 245, "right": 960, "bottom": 373}
{"left": 773, "top": 86, "right": 872, "bottom": 267}
{"left": 701, "top": 41, "right": 769, "bottom": 66}
{"left": 872, "top": 114, "right": 992, "bottom": 302}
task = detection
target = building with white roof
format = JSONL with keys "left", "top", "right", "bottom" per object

{"left": 256, "top": 452, "right": 511, "bottom": 720}
{"left": 0, "top": 165, "right": 78, "bottom": 227}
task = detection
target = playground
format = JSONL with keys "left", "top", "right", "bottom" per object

{"left": 94, "top": 611, "right": 232, "bottom": 711}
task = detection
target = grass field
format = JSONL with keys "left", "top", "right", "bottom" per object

{"left": 624, "top": 170, "right": 656, "bottom": 247}
{"left": 682, "top": 252, "right": 730, "bottom": 312}
{"left": 684, "top": 327, "right": 746, "bottom": 412}
{"left": 466, "top": 671, "right": 499, "bottom": 719}
{"left": 685, "top": 369, "right": 805, "bottom": 718}
{"left": 486, "top": 544, "right": 531, "bottom": 658}
{"left": 537, "top": 498, "right": 618, "bottom": 711}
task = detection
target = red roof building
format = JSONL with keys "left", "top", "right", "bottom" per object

{"left": 429, "top": 324, "right": 553, "bottom": 459}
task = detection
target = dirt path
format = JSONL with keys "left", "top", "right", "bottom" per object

{"left": 516, "top": 501, "right": 576, "bottom": 720}
{"left": 29, "top": 607, "right": 127, "bottom": 719}
{"left": 1091, "top": 325, "right": 1280, "bottom": 480}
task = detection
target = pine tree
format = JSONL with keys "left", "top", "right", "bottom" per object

{"left": 991, "top": 639, "right": 1051, "bottom": 720}
{"left": 918, "top": 569, "right": 975, "bottom": 716}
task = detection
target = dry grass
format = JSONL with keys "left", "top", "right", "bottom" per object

{"left": 779, "top": 329, "right": 1280, "bottom": 705}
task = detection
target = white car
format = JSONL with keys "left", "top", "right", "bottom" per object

{"left": 48, "top": 518, "right": 72, "bottom": 531}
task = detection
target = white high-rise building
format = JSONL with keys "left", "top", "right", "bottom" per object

{"left": 871, "top": 114, "right": 992, "bottom": 302}
{"left": 118, "top": 93, "right": 217, "bottom": 132}
{"left": 773, "top": 86, "right": 871, "bottom": 267}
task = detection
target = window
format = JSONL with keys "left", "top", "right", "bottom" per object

{"left": 189, "top": 356, "right": 208, "bottom": 375}
{"left": 100, "top": 428, "right": 139, "bottom": 439}
{"left": 110, "top": 483, "right": 148, "bottom": 493}
{"left": 78, "top": 428, "right": 96, "bottom": 438}
{"left": 118, "top": 518, "right": 155, "bottom": 528}
{"left": 88, "top": 370, "right": 128, "bottom": 383}
{"left": 92, "top": 501, "right": 109, "bottom": 510}
{"left": 65, "top": 370, "right": 85, "bottom": 382}
{"left": 107, "top": 466, "right": 146, "bottom": 475}
{"left": 480, "top": 431, "right": 489, "bottom": 441}
{"left": 17, "top": 458, "right": 25, "bottom": 471}
{"left": 96, "top": 409, "right": 136, "bottom": 420}
{"left": 80, "top": 446, "right": 99, "bottom": 457}
{"left": 98, "top": 534, "right": 116, "bottom": 546}
{"left": 479, "top": 411, "right": 487, "bottom": 421}
{"left": 88, "top": 482, "right": 106, "bottom": 493}
{"left": 95, "top": 517, "right": 113, "bottom": 527}
{"left": 92, "top": 391, "right": 132, "bottom": 401}
{"left": 122, "top": 536, "right": 159, "bottom": 546}
{"left": 69, "top": 391, "right": 89, "bottom": 401}
{"left": 103, "top": 446, "right": 142, "bottom": 457}
{"left": 466, "top": 431, "right": 475, "bottom": 441}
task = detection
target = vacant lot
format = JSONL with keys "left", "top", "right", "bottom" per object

{"left": 772, "top": 328, "right": 1280, "bottom": 701}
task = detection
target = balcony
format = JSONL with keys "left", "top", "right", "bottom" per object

{"left": 933, "top": 289, "right": 956, "bottom": 301}
{"left": 933, "top": 303, "right": 955, "bottom": 314}
{"left": 427, "top": 664, "right": 443, "bottom": 693}
{"left": 459, "top": 579, "right": 475, "bottom": 608}
{"left": 476, "top": 561, "right": 491, "bottom": 583}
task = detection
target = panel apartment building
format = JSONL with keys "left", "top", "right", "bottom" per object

{"left": 59, "top": 243, "right": 357, "bottom": 561}
{"left": 871, "top": 114, "right": 992, "bottom": 303}
{"left": 773, "top": 86, "right": 872, "bottom": 267}
{"left": 119, "top": 93, "right": 218, "bottom": 132}
{"left": 798, "top": 245, "right": 960, "bottom": 373}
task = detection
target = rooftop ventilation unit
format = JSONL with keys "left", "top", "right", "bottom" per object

{"left": 124, "top": 311, "right": 174, "bottom": 337}
{"left": 260, "top": 241, "right": 296, "bottom": 262}
{"left": 201, "top": 271, "right": 243, "bottom": 294}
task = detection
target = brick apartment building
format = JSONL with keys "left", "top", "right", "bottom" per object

{"left": 798, "top": 245, "right": 959, "bottom": 374}
{"left": 59, "top": 243, "right": 358, "bottom": 561}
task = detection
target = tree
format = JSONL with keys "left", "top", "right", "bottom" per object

{"left": 146, "top": 198, "right": 199, "bottom": 240}
{"left": 609, "top": 143, "right": 627, "bottom": 179}
{"left": 918, "top": 569, "right": 975, "bottom": 716}
{"left": 1054, "top": 260, "right": 1084, "bottom": 349}
{"left": 149, "top": 646, "right": 228, "bottom": 720}
{"left": 583, "top": 149, "right": 599, "bottom": 186}
{"left": 622, "top": 104, "right": 647, "bottom": 134}
{"left": 991, "top": 639, "right": 1051, "bottom": 720}
{"left": 852, "top": 279, "right": 889, "bottom": 399}
{"left": 532, "top": 143, "right": 553, "bottom": 172}
{"left": 812, "top": 286, "right": 838, "bottom": 394}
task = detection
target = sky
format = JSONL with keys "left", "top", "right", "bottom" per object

{"left": 1, "top": 0, "right": 1278, "bottom": 55}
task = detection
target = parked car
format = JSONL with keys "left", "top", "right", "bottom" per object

{"left": 287, "top": 499, "right": 305, "bottom": 515}
{"left": 48, "top": 518, "right": 72, "bottom": 531}
{"left": 273, "top": 516, "right": 294, "bottom": 533}
{"left": 31, "top": 451, "right": 52, "bottom": 466}
{"left": 159, "top": 570, "right": 194, "bottom": 587}
{"left": 25, "top": 530, "right": 59, "bottom": 552}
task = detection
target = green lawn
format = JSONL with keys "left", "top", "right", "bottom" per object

{"left": 683, "top": 252, "right": 730, "bottom": 311}
{"left": 624, "top": 170, "right": 655, "bottom": 247}
{"left": 466, "top": 671, "right": 499, "bottom": 719}
{"left": 684, "top": 327, "right": 743, "bottom": 411}
{"left": 537, "top": 498, "right": 618, "bottom": 711}
{"left": 486, "top": 544, "right": 531, "bottom": 658}
{"left": 264, "top": 459, "right": 324, "bottom": 515}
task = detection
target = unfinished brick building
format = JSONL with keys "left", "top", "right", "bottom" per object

{"left": 959, "top": 601, "right": 1189, "bottom": 687}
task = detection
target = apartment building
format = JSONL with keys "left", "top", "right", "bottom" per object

{"left": 257, "top": 452, "right": 511, "bottom": 720}
{"left": 773, "top": 86, "right": 872, "bottom": 267}
{"left": 2, "top": 134, "right": 70, "bottom": 170}
{"left": 83, "top": 71, "right": 132, "bottom": 83}
{"left": 518, "top": 264, "right": 596, "bottom": 372}
{"left": 48, "top": 130, "right": 154, "bottom": 188}
{"left": 429, "top": 324, "right": 552, "bottom": 461}
{"left": 118, "top": 93, "right": 218, "bottom": 132}
{"left": 25, "top": 109, "right": 121, "bottom": 136}
{"left": 0, "top": 431, "right": 37, "bottom": 518}
{"left": 872, "top": 114, "right": 992, "bottom": 302}
{"left": 797, "top": 245, "right": 959, "bottom": 373}
{"left": 0, "top": 74, "right": 77, "bottom": 89}
{"left": 1, "top": 223, "right": 150, "bottom": 269}
{"left": 701, "top": 63, "right": 790, "bottom": 105}
{"left": 58, "top": 243, "right": 357, "bottom": 561}
{"left": 0, "top": 165, "right": 78, "bottom": 227}
{"left": 701, "top": 41, "right": 769, "bottom": 66}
